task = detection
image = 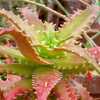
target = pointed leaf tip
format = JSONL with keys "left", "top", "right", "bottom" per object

{"left": 32, "top": 70, "right": 62, "bottom": 100}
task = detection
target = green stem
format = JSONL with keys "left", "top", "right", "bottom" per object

{"left": 39, "top": 0, "right": 44, "bottom": 4}
{"left": 57, "top": 36, "right": 73, "bottom": 46}
{"left": 83, "top": 33, "right": 100, "bottom": 74}
{"left": 22, "top": 0, "right": 68, "bottom": 21}
{"left": 91, "top": 32, "right": 100, "bottom": 40}
{"left": 83, "top": 32, "right": 97, "bottom": 47}
{"left": 53, "top": 0, "right": 69, "bottom": 15}
{"left": 79, "top": 0, "right": 90, "bottom": 6}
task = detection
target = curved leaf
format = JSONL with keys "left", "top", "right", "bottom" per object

{"left": 32, "top": 68, "right": 62, "bottom": 100}
{"left": 53, "top": 80, "right": 78, "bottom": 100}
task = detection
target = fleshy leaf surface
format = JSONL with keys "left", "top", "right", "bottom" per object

{"left": 32, "top": 68, "right": 62, "bottom": 100}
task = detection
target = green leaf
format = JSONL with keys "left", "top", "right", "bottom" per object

{"left": 0, "top": 64, "right": 34, "bottom": 78}
{"left": 57, "top": 6, "right": 94, "bottom": 41}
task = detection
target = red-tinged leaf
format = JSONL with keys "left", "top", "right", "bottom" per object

{"left": 5, "top": 87, "right": 33, "bottom": 100}
{"left": 0, "top": 28, "right": 51, "bottom": 65}
{"left": 20, "top": 7, "right": 44, "bottom": 30}
{"left": 86, "top": 71, "right": 93, "bottom": 81}
{"left": 20, "top": 7, "right": 39, "bottom": 24}
{"left": 0, "top": 74, "right": 21, "bottom": 95}
{"left": 32, "top": 69, "right": 62, "bottom": 100}
{"left": 0, "top": 90, "right": 5, "bottom": 100}
{"left": 88, "top": 46, "right": 100, "bottom": 64}
{"left": 71, "top": 80, "right": 93, "bottom": 100}
{"left": 53, "top": 80, "right": 78, "bottom": 100}
{"left": 4, "top": 58, "right": 13, "bottom": 64}
{"left": 21, "top": 7, "right": 36, "bottom": 24}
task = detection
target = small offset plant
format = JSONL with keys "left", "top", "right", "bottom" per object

{"left": 0, "top": 0, "right": 99, "bottom": 100}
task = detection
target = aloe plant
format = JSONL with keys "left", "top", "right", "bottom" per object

{"left": 0, "top": 0, "right": 99, "bottom": 99}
